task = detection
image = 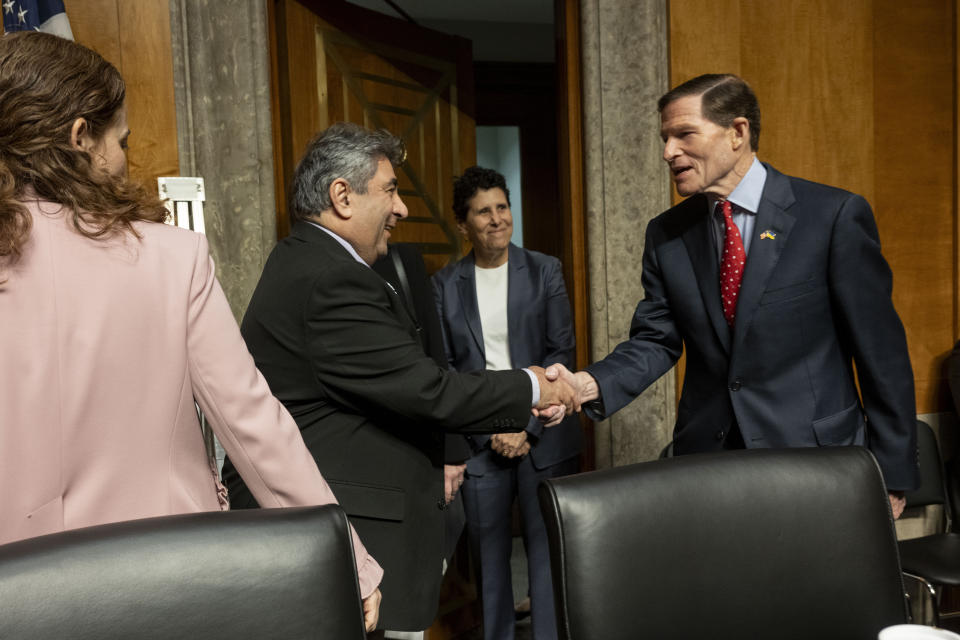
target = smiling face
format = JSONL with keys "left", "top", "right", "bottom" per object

{"left": 349, "top": 157, "right": 408, "bottom": 264}
{"left": 660, "top": 94, "right": 750, "bottom": 198}
{"left": 459, "top": 187, "right": 513, "bottom": 268}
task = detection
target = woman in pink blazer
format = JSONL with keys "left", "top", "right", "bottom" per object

{"left": 0, "top": 32, "right": 382, "bottom": 628}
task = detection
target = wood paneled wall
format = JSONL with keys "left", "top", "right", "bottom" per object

{"left": 669, "top": 0, "right": 957, "bottom": 414}
{"left": 61, "top": 0, "right": 178, "bottom": 187}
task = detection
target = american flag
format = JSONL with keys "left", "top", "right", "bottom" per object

{"left": 3, "top": 0, "right": 73, "bottom": 40}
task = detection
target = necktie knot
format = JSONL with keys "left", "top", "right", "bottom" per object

{"left": 720, "top": 199, "right": 734, "bottom": 222}
{"left": 719, "top": 200, "right": 745, "bottom": 327}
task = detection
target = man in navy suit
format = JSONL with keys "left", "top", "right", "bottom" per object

{"left": 433, "top": 167, "right": 581, "bottom": 640}
{"left": 546, "top": 74, "right": 919, "bottom": 515}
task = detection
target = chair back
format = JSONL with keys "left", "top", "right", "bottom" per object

{"left": 538, "top": 447, "right": 907, "bottom": 640}
{"left": 0, "top": 505, "right": 366, "bottom": 640}
{"left": 905, "top": 420, "right": 947, "bottom": 510}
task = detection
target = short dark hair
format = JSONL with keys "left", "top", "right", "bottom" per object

{"left": 452, "top": 166, "right": 510, "bottom": 223}
{"left": 290, "top": 122, "right": 405, "bottom": 223}
{"left": 658, "top": 74, "right": 761, "bottom": 151}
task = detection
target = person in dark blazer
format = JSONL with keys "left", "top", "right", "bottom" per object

{"left": 545, "top": 74, "right": 919, "bottom": 514}
{"left": 433, "top": 167, "right": 581, "bottom": 640}
{"left": 221, "top": 123, "right": 576, "bottom": 633}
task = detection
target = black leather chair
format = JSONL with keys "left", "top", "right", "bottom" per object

{"left": 0, "top": 505, "right": 366, "bottom": 639}
{"left": 898, "top": 420, "right": 960, "bottom": 626}
{"left": 538, "top": 447, "right": 907, "bottom": 640}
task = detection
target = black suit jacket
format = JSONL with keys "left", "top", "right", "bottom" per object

{"left": 586, "top": 164, "right": 919, "bottom": 491}
{"left": 373, "top": 243, "right": 471, "bottom": 464}
{"left": 222, "top": 223, "right": 530, "bottom": 630}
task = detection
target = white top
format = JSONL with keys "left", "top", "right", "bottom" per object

{"left": 475, "top": 262, "right": 512, "bottom": 371}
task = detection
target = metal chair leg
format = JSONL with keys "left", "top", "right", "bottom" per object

{"left": 903, "top": 571, "right": 940, "bottom": 627}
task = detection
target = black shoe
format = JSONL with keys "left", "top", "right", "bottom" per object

{"left": 514, "top": 597, "right": 531, "bottom": 621}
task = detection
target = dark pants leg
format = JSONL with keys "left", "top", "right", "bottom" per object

{"left": 462, "top": 464, "right": 517, "bottom": 640}
{"left": 517, "top": 455, "right": 579, "bottom": 640}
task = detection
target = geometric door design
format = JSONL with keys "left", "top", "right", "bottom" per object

{"left": 317, "top": 26, "right": 463, "bottom": 269}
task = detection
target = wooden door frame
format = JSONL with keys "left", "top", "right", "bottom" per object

{"left": 555, "top": 0, "right": 588, "bottom": 373}
{"left": 556, "top": 0, "right": 593, "bottom": 470}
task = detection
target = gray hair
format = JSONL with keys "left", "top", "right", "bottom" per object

{"left": 290, "top": 122, "right": 406, "bottom": 222}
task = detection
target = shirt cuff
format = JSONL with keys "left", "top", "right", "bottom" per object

{"left": 350, "top": 525, "right": 384, "bottom": 599}
{"left": 583, "top": 398, "right": 606, "bottom": 421}
{"left": 522, "top": 367, "right": 540, "bottom": 407}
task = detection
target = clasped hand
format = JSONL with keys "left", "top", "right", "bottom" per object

{"left": 530, "top": 363, "right": 599, "bottom": 427}
{"left": 491, "top": 431, "right": 530, "bottom": 458}
{"left": 528, "top": 365, "right": 579, "bottom": 425}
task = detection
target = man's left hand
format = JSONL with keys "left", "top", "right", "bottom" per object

{"left": 444, "top": 464, "right": 466, "bottom": 504}
{"left": 362, "top": 588, "right": 382, "bottom": 632}
{"left": 889, "top": 492, "right": 906, "bottom": 520}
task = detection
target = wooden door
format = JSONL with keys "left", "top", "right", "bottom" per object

{"left": 270, "top": 0, "right": 475, "bottom": 273}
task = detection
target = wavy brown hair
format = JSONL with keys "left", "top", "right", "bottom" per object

{"left": 0, "top": 31, "right": 167, "bottom": 264}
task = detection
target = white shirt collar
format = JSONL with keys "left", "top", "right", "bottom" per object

{"left": 306, "top": 220, "right": 368, "bottom": 267}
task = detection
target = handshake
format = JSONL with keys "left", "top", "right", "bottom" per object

{"left": 528, "top": 363, "right": 600, "bottom": 427}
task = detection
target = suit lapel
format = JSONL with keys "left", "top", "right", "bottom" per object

{"left": 731, "top": 165, "right": 797, "bottom": 351}
{"left": 385, "top": 282, "right": 419, "bottom": 337}
{"left": 292, "top": 222, "right": 419, "bottom": 334}
{"left": 681, "top": 196, "right": 731, "bottom": 353}
{"left": 455, "top": 252, "right": 485, "bottom": 357}
{"left": 505, "top": 244, "right": 525, "bottom": 368}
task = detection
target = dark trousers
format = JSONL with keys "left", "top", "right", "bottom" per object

{"left": 462, "top": 454, "right": 579, "bottom": 640}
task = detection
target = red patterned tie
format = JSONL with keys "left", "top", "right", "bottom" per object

{"left": 719, "top": 200, "right": 745, "bottom": 327}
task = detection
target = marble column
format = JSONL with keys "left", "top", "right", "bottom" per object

{"left": 169, "top": 0, "right": 278, "bottom": 320}
{"left": 580, "top": 0, "right": 674, "bottom": 468}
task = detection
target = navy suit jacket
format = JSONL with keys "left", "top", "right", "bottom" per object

{"left": 433, "top": 243, "right": 582, "bottom": 473}
{"left": 585, "top": 164, "right": 919, "bottom": 491}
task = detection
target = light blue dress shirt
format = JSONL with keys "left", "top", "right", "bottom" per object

{"left": 709, "top": 157, "right": 767, "bottom": 261}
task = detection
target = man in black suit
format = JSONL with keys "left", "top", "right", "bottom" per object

{"left": 546, "top": 74, "right": 919, "bottom": 513}
{"left": 221, "top": 123, "right": 575, "bottom": 633}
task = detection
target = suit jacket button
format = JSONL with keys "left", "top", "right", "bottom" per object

{"left": 729, "top": 379, "right": 742, "bottom": 392}
{"left": 716, "top": 430, "right": 725, "bottom": 441}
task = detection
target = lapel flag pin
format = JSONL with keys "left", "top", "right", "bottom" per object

{"left": 760, "top": 230, "right": 776, "bottom": 240}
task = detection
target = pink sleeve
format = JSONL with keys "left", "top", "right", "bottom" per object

{"left": 184, "top": 233, "right": 383, "bottom": 596}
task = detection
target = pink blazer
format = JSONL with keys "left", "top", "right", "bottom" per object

{"left": 0, "top": 200, "right": 382, "bottom": 596}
